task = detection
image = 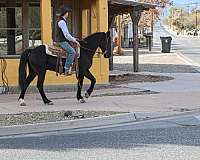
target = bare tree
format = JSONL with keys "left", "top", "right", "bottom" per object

{"left": 139, "top": 0, "right": 169, "bottom": 28}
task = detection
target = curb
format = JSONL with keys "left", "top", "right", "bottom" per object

{"left": 0, "top": 111, "right": 200, "bottom": 138}
{"left": 0, "top": 112, "right": 137, "bottom": 137}
{"left": 1, "top": 111, "right": 200, "bottom": 138}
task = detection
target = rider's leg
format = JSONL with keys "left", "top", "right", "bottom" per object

{"left": 58, "top": 41, "right": 76, "bottom": 73}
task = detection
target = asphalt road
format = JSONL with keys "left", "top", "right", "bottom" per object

{"left": 0, "top": 116, "right": 200, "bottom": 160}
{"left": 154, "top": 22, "right": 200, "bottom": 65}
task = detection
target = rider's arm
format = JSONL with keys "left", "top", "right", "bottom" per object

{"left": 58, "top": 20, "right": 78, "bottom": 43}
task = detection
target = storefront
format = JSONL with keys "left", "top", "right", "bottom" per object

{"left": 0, "top": 0, "right": 109, "bottom": 88}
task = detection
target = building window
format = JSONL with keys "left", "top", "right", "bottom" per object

{"left": 0, "top": 6, "right": 22, "bottom": 55}
{"left": 29, "top": 5, "right": 41, "bottom": 48}
{"left": 0, "top": 0, "right": 41, "bottom": 55}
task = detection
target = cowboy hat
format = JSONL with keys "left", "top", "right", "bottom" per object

{"left": 59, "top": 5, "right": 72, "bottom": 16}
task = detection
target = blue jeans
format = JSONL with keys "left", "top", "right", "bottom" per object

{"left": 58, "top": 41, "right": 76, "bottom": 71}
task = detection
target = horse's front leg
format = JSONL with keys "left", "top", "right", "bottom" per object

{"left": 77, "top": 76, "right": 86, "bottom": 103}
{"left": 84, "top": 70, "right": 96, "bottom": 99}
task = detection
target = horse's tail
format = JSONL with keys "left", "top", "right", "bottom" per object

{"left": 18, "top": 49, "right": 31, "bottom": 91}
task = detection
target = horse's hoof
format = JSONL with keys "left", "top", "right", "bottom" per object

{"left": 85, "top": 92, "right": 90, "bottom": 98}
{"left": 19, "top": 98, "right": 26, "bottom": 106}
{"left": 79, "top": 98, "right": 86, "bottom": 103}
{"left": 46, "top": 101, "right": 54, "bottom": 105}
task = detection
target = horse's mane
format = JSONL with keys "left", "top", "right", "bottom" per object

{"left": 83, "top": 32, "right": 104, "bottom": 41}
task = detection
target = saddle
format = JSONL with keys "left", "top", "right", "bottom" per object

{"left": 46, "top": 42, "right": 80, "bottom": 77}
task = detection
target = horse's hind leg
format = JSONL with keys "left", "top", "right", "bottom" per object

{"left": 37, "top": 71, "right": 53, "bottom": 105}
{"left": 84, "top": 70, "right": 96, "bottom": 98}
{"left": 19, "top": 68, "right": 36, "bottom": 106}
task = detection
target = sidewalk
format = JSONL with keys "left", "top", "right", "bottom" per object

{"left": 113, "top": 48, "right": 199, "bottom": 73}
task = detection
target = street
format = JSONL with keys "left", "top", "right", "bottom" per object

{"left": 0, "top": 115, "right": 200, "bottom": 160}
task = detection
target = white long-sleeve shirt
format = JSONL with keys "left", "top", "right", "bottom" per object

{"left": 58, "top": 18, "right": 77, "bottom": 43}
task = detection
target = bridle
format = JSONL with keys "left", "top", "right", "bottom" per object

{"left": 79, "top": 34, "right": 110, "bottom": 55}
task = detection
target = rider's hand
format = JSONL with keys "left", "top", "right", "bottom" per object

{"left": 76, "top": 41, "right": 80, "bottom": 47}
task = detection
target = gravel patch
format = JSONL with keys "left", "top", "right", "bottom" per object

{"left": 0, "top": 110, "right": 126, "bottom": 127}
{"left": 92, "top": 90, "right": 158, "bottom": 97}
{"left": 110, "top": 73, "right": 174, "bottom": 84}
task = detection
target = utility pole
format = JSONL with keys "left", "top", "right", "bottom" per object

{"left": 170, "top": 0, "right": 174, "bottom": 30}
{"left": 187, "top": 4, "right": 190, "bottom": 16}
{"left": 195, "top": 2, "right": 198, "bottom": 34}
{"left": 180, "top": 8, "right": 184, "bottom": 34}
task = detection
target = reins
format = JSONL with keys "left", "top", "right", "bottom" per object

{"left": 80, "top": 46, "right": 105, "bottom": 54}
{"left": 78, "top": 34, "right": 109, "bottom": 55}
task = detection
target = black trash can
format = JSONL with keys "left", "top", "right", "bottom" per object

{"left": 160, "top": 36, "right": 172, "bottom": 53}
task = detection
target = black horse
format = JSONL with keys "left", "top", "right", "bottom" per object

{"left": 18, "top": 31, "right": 111, "bottom": 106}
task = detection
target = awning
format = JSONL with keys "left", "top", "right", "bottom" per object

{"left": 108, "top": 0, "right": 157, "bottom": 72}
{"left": 109, "top": 0, "right": 156, "bottom": 15}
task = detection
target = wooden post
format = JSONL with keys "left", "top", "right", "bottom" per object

{"left": 130, "top": 9, "right": 142, "bottom": 72}
{"left": 40, "top": 0, "right": 52, "bottom": 44}
{"left": 117, "top": 15, "right": 122, "bottom": 55}
{"left": 97, "top": 0, "right": 108, "bottom": 32}
{"left": 52, "top": 0, "right": 59, "bottom": 41}
{"left": 109, "top": 15, "right": 115, "bottom": 71}
{"left": 90, "top": 0, "right": 97, "bottom": 33}
{"left": 22, "top": 0, "right": 29, "bottom": 51}
{"left": 72, "top": 0, "right": 80, "bottom": 37}
{"left": 81, "top": 0, "right": 90, "bottom": 37}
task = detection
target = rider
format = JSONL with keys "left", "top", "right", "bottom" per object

{"left": 55, "top": 6, "right": 80, "bottom": 75}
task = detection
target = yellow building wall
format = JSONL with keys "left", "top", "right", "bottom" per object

{"left": 0, "top": 57, "right": 107, "bottom": 86}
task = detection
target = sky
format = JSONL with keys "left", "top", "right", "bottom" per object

{"left": 162, "top": 0, "right": 199, "bottom": 17}
{"left": 173, "top": 0, "right": 199, "bottom": 6}
{"left": 173, "top": 0, "right": 188, "bottom": 5}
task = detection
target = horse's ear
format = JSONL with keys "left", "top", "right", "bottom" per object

{"left": 106, "top": 31, "right": 110, "bottom": 37}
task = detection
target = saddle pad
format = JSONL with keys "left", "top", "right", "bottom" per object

{"left": 45, "top": 44, "right": 67, "bottom": 58}
{"left": 45, "top": 43, "right": 80, "bottom": 59}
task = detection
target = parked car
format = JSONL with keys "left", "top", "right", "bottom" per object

{"left": 186, "top": 29, "right": 195, "bottom": 35}
{"left": 186, "top": 29, "right": 200, "bottom": 36}
{"left": 197, "top": 29, "right": 200, "bottom": 36}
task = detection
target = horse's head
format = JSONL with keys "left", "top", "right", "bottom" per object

{"left": 81, "top": 31, "right": 111, "bottom": 58}
{"left": 99, "top": 31, "right": 111, "bottom": 58}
